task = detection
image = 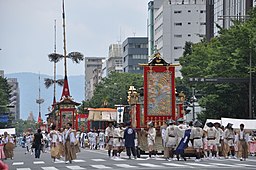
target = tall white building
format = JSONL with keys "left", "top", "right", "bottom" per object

{"left": 84, "top": 57, "right": 105, "bottom": 100}
{"left": 213, "top": 0, "right": 254, "bottom": 36}
{"left": 106, "top": 44, "right": 123, "bottom": 74}
{"left": 148, "top": 0, "right": 206, "bottom": 77}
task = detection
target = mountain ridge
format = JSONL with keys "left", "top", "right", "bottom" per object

{"left": 5, "top": 72, "right": 84, "bottom": 120}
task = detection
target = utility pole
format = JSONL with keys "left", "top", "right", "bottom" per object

{"left": 192, "top": 87, "right": 195, "bottom": 121}
{"left": 249, "top": 50, "right": 252, "bottom": 118}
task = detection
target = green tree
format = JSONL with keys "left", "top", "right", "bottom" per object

{"left": 0, "top": 77, "right": 12, "bottom": 128}
{"left": 179, "top": 8, "right": 256, "bottom": 122}
{"left": 84, "top": 72, "right": 143, "bottom": 108}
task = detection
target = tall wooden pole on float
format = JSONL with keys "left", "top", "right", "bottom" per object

{"left": 62, "top": 0, "right": 68, "bottom": 78}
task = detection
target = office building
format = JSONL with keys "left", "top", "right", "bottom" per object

{"left": 84, "top": 57, "right": 105, "bottom": 100}
{"left": 122, "top": 37, "right": 148, "bottom": 74}
{"left": 148, "top": 0, "right": 206, "bottom": 77}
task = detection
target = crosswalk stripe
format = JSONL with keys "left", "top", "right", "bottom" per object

{"left": 209, "top": 163, "right": 237, "bottom": 167}
{"left": 16, "top": 168, "right": 31, "bottom": 170}
{"left": 162, "top": 163, "right": 188, "bottom": 167}
{"left": 115, "top": 164, "right": 138, "bottom": 168}
{"left": 33, "top": 161, "right": 45, "bottom": 164}
{"left": 42, "top": 167, "right": 59, "bottom": 170}
{"left": 138, "top": 163, "right": 165, "bottom": 168}
{"left": 13, "top": 162, "right": 24, "bottom": 165}
{"left": 54, "top": 160, "right": 65, "bottom": 163}
{"left": 73, "top": 159, "right": 86, "bottom": 163}
{"left": 112, "top": 158, "right": 126, "bottom": 161}
{"left": 91, "top": 165, "right": 111, "bottom": 169}
{"left": 185, "top": 163, "right": 214, "bottom": 167}
{"left": 235, "top": 163, "right": 256, "bottom": 167}
{"left": 91, "top": 158, "right": 106, "bottom": 162}
{"left": 66, "top": 165, "right": 86, "bottom": 169}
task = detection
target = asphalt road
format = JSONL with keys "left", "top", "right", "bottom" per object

{"left": 4, "top": 146, "right": 256, "bottom": 170}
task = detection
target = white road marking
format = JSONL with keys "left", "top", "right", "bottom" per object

{"left": 16, "top": 168, "right": 31, "bottom": 170}
{"left": 13, "top": 162, "right": 24, "bottom": 165}
{"left": 91, "top": 165, "right": 111, "bottom": 169}
{"left": 73, "top": 159, "right": 86, "bottom": 163}
{"left": 33, "top": 161, "right": 45, "bottom": 164}
{"left": 54, "top": 159, "right": 65, "bottom": 163}
{"left": 91, "top": 158, "right": 106, "bottom": 161}
{"left": 162, "top": 162, "right": 188, "bottom": 167}
{"left": 209, "top": 163, "right": 238, "bottom": 167}
{"left": 138, "top": 163, "right": 165, "bottom": 168}
{"left": 115, "top": 164, "right": 138, "bottom": 168}
{"left": 235, "top": 164, "right": 256, "bottom": 167}
{"left": 185, "top": 163, "right": 215, "bottom": 167}
{"left": 66, "top": 165, "right": 86, "bottom": 169}
{"left": 42, "top": 167, "right": 59, "bottom": 170}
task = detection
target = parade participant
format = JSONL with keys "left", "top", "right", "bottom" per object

{"left": 161, "top": 120, "right": 168, "bottom": 160}
{"left": 49, "top": 124, "right": 60, "bottom": 162}
{"left": 80, "top": 131, "right": 87, "bottom": 148}
{"left": 123, "top": 121, "right": 137, "bottom": 159}
{"left": 0, "top": 137, "right": 5, "bottom": 160}
{"left": 3, "top": 132, "right": 15, "bottom": 159}
{"left": 74, "top": 130, "right": 81, "bottom": 153}
{"left": 33, "top": 129, "right": 43, "bottom": 159}
{"left": 176, "top": 118, "right": 187, "bottom": 161}
{"left": 105, "top": 122, "right": 114, "bottom": 158}
{"left": 98, "top": 130, "right": 105, "bottom": 150}
{"left": 206, "top": 122, "right": 218, "bottom": 158}
{"left": 190, "top": 120, "right": 204, "bottom": 162}
{"left": 58, "top": 128, "right": 65, "bottom": 158}
{"left": 112, "top": 123, "right": 122, "bottom": 159}
{"left": 223, "top": 123, "right": 236, "bottom": 159}
{"left": 214, "top": 122, "right": 223, "bottom": 157}
{"left": 118, "top": 123, "right": 126, "bottom": 156}
{"left": 88, "top": 129, "right": 97, "bottom": 150}
{"left": 145, "top": 121, "right": 156, "bottom": 159}
{"left": 64, "top": 123, "right": 77, "bottom": 164}
{"left": 25, "top": 132, "right": 33, "bottom": 155}
{"left": 164, "top": 119, "right": 177, "bottom": 161}
{"left": 0, "top": 160, "right": 8, "bottom": 170}
{"left": 237, "top": 123, "right": 249, "bottom": 161}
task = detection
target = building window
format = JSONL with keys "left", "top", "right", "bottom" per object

{"left": 174, "top": 23, "right": 182, "bottom": 26}
{"left": 174, "top": 10, "right": 182, "bottom": 14}
{"left": 174, "top": 34, "right": 182, "bottom": 38}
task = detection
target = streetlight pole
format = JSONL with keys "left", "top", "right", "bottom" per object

{"left": 249, "top": 51, "right": 252, "bottom": 118}
{"left": 192, "top": 87, "right": 196, "bottom": 121}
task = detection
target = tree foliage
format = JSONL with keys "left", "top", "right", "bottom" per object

{"left": 0, "top": 77, "right": 11, "bottom": 112}
{"left": 179, "top": 8, "right": 256, "bottom": 121}
{"left": 82, "top": 72, "right": 143, "bottom": 109}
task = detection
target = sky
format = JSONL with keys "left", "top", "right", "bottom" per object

{"left": 0, "top": 0, "right": 150, "bottom": 76}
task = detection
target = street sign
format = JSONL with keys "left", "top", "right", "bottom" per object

{"left": 189, "top": 77, "right": 249, "bottom": 83}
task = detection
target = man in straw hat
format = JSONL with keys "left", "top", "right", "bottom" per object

{"left": 237, "top": 123, "right": 249, "bottom": 161}
{"left": 205, "top": 122, "right": 218, "bottom": 159}
{"left": 105, "top": 122, "right": 114, "bottom": 158}
{"left": 64, "top": 123, "right": 77, "bottom": 164}
{"left": 164, "top": 119, "right": 177, "bottom": 161}
{"left": 190, "top": 120, "right": 204, "bottom": 162}
{"left": 145, "top": 121, "right": 156, "bottom": 159}
{"left": 214, "top": 122, "right": 223, "bottom": 157}
{"left": 223, "top": 123, "right": 236, "bottom": 159}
